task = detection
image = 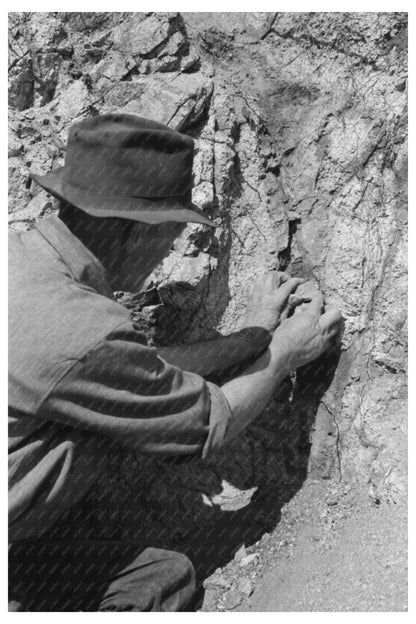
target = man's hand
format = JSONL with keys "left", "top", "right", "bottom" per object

{"left": 220, "top": 287, "right": 342, "bottom": 445}
{"left": 241, "top": 271, "right": 307, "bottom": 334}
{"left": 271, "top": 292, "right": 342, "bottom": 370}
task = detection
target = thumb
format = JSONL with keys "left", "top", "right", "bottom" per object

{"left": 304, "top": 292, "right": 325, "bottom": 316}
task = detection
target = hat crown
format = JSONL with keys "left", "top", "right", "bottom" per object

{"left": 29, "top": 113, "right": 215, "bottom": 226}
{"left": 64, "top": 113, "right": 194, "bottom": 198}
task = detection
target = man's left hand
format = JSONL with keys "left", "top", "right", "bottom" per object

{"left": 241, "top": 271, "right": 306, "bottom": 335}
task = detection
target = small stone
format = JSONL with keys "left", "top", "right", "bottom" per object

{"left": 234, "top": 544, "right": 247, "bottom": 562}
{"left": 238, "top": 578, "right": 254, "bottom": 596}
{"left": 141, "top": 304, "right": 161, "bottom": 315}
{"left": 54, "top": 80, "right": 90, "bottom": 121}
{"left": 180, "top": 50, "right": 200, "bottom": 72}
{"left": 51, "top": 136, "right": 66, "bottom": 151}
{"left": 240, "top": 553, "right": 258, "bottom": 567}
{"left": 46, "top": 144, "right": 59, "bottom": 158}
{"left": 8, "top": 134, "right": 23, "bottom": 158}
{"left": 203, "top": 569, "right": 230, "bottom": 590}
{"left": 326, "top": 497, "right": 339, "bottom": 506}
{"left": 222, "top": 589, "right": 243, "bottom": 610}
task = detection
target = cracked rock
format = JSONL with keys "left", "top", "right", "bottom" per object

{"left": 222, "top": 589, "right": 243, "bottom": 610}
{"left": 240, "top": 554, "right": 258, "bottom": 567}
{"left": 8, "top": 11, "right": 407, "bottom": 572}
{"left": 237, "top": 578, "right": 254, "bottom": 596}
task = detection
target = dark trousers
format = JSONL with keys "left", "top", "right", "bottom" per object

{"left": 9, "top": 540, "right": 196, "bottom": 611}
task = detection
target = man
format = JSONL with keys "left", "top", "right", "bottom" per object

{"left": 9, "top": 113, "right": 342, "bottom": 611}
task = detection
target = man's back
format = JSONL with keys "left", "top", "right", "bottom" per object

{"left": 9, "top": 216, "right": 129, "bottom": 413}
{"left": 8, "top": 216, "right": 131, "bottom": 540}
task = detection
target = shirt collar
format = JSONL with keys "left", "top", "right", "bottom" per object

{"left": 36, "top": 215, "right": 114, "bottom": 299}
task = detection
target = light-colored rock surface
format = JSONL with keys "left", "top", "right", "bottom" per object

{"left": 242, "top": 483, "right": 407, "bottom": 612}
{"left": 8, "top": 12, "right": 407, "bottom": 611}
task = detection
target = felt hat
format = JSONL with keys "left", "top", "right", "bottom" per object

{"left": 30, "top": 113, "right": 215, "bottom": 227}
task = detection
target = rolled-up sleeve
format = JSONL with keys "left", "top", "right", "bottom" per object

{"left": 202, "top": 382, "right": 232, "bottom": 459}
{"left": 38, "top": 323, "right": 232, "bottom": 458}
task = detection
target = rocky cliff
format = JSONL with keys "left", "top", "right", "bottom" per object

{"left": 9, "top": 12, "right": 407, "bottom": 607}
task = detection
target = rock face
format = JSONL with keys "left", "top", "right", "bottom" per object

{"left": 9, "top": 11, "right": 407, "bottom": 578}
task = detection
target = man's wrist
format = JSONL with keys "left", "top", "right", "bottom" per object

{"left": 269, "top": 339, "right": 294, "bottom": 378}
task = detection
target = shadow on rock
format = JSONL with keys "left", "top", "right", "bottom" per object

{"left": 43, "top": 345, "right": 340, "bottom": 611}
{"left": 182, "top": 347, "right": 341, "bottom": 589}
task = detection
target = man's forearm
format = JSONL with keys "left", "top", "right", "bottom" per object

{"left": 157, "top": 327, "right": 271, "bottom": 377}
{"left": 218, "top": 292, "right": 342, "bottom": 447}
{"left": 219, "top": 345, "right": 290, "bottom": 444}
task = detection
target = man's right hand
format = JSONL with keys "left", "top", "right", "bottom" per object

{"left": 271, "top": 292, "right": 342, "bottom": 370}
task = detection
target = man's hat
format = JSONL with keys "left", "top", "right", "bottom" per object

{"left": 30, "top": 113, "right": 215, "bottom": 227}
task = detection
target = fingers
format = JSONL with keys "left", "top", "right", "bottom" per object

{"left": 280, "top": 294, "right": 307, "bottom": 320}
{"left": 287, "top": 294, "right": 302, "bottom": 308}
{"left": 320, "top": 304, "right": 343, "bottom": 335}
{"left": 306, "top": 292, "right": 325, "bottom": 316}
{"left": 275, "top": 277, "right": 305, "bottom": 301}
{"left": 321, "top": 304, "right": 343, "bottom": 325}
{"left": 250, "top": 272, "right": 306, "bottom": 304}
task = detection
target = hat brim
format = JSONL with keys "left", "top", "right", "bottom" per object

{"left": 30, "top": 168, "right": 215, "bottom": 228}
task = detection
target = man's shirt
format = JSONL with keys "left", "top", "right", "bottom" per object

{"left": 8, "top": 215, "right": 232, "bottom": 541}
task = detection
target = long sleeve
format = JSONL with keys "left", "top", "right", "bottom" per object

{"left": 39, "top": 323, "right": 233, "bottom": 459}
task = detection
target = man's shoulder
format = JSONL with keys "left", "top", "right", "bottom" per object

{"left": 9, "top": 261, "right": 134, "bottom": 415}
{"left": 9, "top": 215, "right": 131, "bottom": 348}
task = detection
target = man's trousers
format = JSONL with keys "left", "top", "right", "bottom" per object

{"left": 8, "top": 540, "right": 196, "bottom": 611}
